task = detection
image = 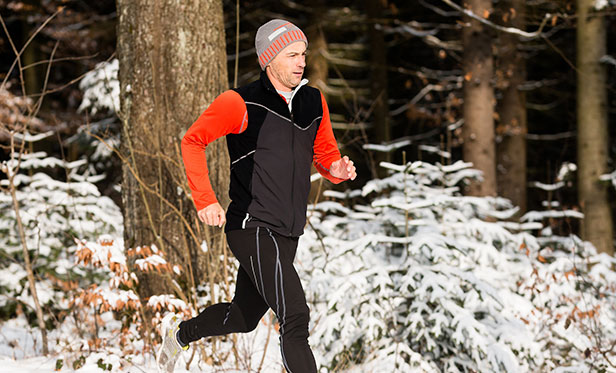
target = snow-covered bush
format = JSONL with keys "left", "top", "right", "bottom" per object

{"left": 78, "top": 59, "right": 120, "bottom": 115}
{"left": 69, "top": 59, "right": 121, "bottom": 188}
{"left": 0, "top": 132, "right": 122, "bottom": 323}
{"left": 299, "top": 161, "right": 616, "bottom": 372}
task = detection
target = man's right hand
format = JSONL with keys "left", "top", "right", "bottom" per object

{"left": 198, "top": 203, "right": 226, "bottom": 227}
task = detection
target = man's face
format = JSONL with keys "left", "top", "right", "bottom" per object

{"left": 266, "top": 41, "right": 306, "bottom": 92}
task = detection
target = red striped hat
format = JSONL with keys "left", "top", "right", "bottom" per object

{"left": 255, "top": 19, "right": 308, "bottom": 70}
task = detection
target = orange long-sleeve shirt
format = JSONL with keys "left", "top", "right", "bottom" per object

{"left": 181, "top": 88, "right": 344, "bottom": 212}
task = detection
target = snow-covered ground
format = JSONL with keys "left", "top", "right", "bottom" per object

{"left": 0, "top": 315, "right": 285, "bottom": 372}
{"left": 2, "top": 64, "right": 616, "bottom": 371}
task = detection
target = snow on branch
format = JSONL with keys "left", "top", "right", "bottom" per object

{"left": 78, "top": 59, "right": 120, "bottom": 115}
{"left": 440, "top": 0, "right": 551, "bottom": 39}
{"left": 600, "top": 55, "right": 616, "bottom": 67}
{"left": 299, "top": 159, "right": 616, "bottom": 371}
{"left": 363, "top": 139, "right": 411, "bottom": 152}
{"left": 600, "top": 169, "right": 616, "bottom": 189}
{"left": 147, "top": 294, "right": 189, "bottom": 314}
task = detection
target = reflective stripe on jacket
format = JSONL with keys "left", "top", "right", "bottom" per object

{"left": 181, "top": 71, "right": 343, "bottom": 237}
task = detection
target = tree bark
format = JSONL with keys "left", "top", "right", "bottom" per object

{"left": 496, "top": 0, "right": 527, "bottom": 213}
{"left": 306, "top": 22, "right": 328, "bottom": 92}
{"left": 576, "top": 0, "right": 614, "bottom": 254}
{"left": 366, "top": 0, "right": 391, "bottom": 178}
{"left": 306, "top": 9, "right": 330, "bottom": 204}
{"left": 116, "top": 0, "right": 230, "bottom": 311}
{"left": 462, "top": 0, "right": 497, "bottom": 197}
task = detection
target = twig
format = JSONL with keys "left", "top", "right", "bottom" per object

{"left": 5, "top": 136, "right": 49, "bottom": 355}
{"left": 257, "top": 317, "right": 273, "bottom": 372}
{"left": 0, "top": 8, "right": 64, "bottom": 92}
{"left": 20, "top": 53, "right": 101, "bottom": 70}
{"left": 440, "top": 0, "right": 550, "bottom": 39}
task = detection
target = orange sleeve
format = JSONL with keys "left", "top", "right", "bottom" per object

{"left": 181, "top": 90, "right": 248, "bottom": 211}
{"left": 313, "top": 92, "right": 345, "bottom": 184}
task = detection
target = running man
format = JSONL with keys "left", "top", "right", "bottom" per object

{"left": 157, "top": 19, "right": 356, "bottom": 373}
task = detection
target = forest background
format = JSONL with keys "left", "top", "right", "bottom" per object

{"left": 1, "top": 0, "right": 616, "bottom": 372}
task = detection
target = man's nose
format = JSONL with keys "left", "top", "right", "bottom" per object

{"left": 298, "top": 57, "right": 306, "bottom": 68}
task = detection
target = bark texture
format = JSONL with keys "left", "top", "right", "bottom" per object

{"left": 496, "top": 0, "right": 527, "bottom": 213}
{"left": 306, "top": 21, "right": 328, "bottom": 91}
{"left": 366, "top": 0, "right": 391, "bottom": 177}
{"left": 306, "top": 12, "right": 330, "bottom": 205}
{"left": 576, "top": 0, "right": 614, "bottom": 254}
{"left": 462, "top": 0, "right": 497, "bottom": 197}
{"left": 116, "top": 0, "right": 230, "bottom": 302}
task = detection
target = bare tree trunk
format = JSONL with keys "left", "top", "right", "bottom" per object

{"left": 306, "top": 8, "right": 330, "bottom": 204}
{"left": 116, "top": 0, "right": 230, "bottom": 325}
{"left": 576, "top": 0, "right": 614, "bottom": 254}
{"left": 496, "top": 0, "right": 527, "bottom": 213}
{"left": 306, "top": 18, "right": 328, "bottom": 91}
{"left": 366, "top": 0, "right": 391, "bottom": 177}
{"left": 462, "top": 0, "right": 497, "bottom": 197}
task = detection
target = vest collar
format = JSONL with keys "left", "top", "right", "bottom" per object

{"left": 260, "top": 71, "right": 309, "bottom": 97}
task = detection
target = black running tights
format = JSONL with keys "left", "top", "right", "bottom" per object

{"left": 177, "top": 227, "right": 317, "bottom": 373}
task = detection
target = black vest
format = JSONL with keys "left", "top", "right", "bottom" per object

{"left": 225, "top": 72, "right": 324, "bottom": 237}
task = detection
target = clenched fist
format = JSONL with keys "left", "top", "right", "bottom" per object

{"left": 330, "top": 155, "right": 357, "bottom": 181}
{"left": 198, "top": 202, "right": 226, "bottom": 227}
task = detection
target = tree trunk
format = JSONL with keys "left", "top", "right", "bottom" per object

{"left": 496, "top": 0, "right": 527, "bottom": 213}
{"left": 462, "top": 0, "right": 497, "bottom": 197}
{"left": 116, "top": 0, "right": 230, "bottom": 315}
{"left": 306, "top": 22, "right": 328, "bottom": 91}
{"left": 306, "top": 10, "right": 330, "bottom": 205}
{"left": 366, "top": 0, "right": 391, "bottom": 178}
{"left": 576, "top": 0, "right": 614, "bottom": 254}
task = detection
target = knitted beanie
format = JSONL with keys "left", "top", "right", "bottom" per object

{"left": 255, "top": 19, "right": 308, "bottom": 70}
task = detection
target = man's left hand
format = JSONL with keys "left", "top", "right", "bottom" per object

{"left": 330, "top": 155, "right": 357, "bottom": 181}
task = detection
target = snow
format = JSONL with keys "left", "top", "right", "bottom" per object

{"left": 12, "top": 131, "right": 54, "bottom": 142}
{"left": 78, "top": 59, "right": 120, "bottom": 115}
{"left": 363, "top": 139, "right": 412, "bottom": 152}
{"left": 557, "top": 162, "right": 577, "bottom": 181}
{"left": 595, "top": 0, "right": 610, "bottom": 9}
{"left": 601, "top": 169, "right": 616, "bottom": 189}
{"left": 419, "top": 144, "right": 451, "bottom": 159}
{"left": 297, "top": 160, "right": 616, "bottom": 372}
{"left": 601, "top": 55, "right": 616, "bottom": 67}
{"left": 3, "top": 124, "right": 616, "bottom": 372}
{"left": 529, "top": 180, "right": 565, "bottom": 191}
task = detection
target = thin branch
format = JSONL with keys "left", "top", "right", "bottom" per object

{"left": 86, "top": 131, "right": 205, "bottom": 250}
{"left": 526, "top": 131, "right": 575, "bottom": 141}
{"left": 24, "top": 51, "right": 116, "bottom": 99}
{"left": 440, "top": 0, "right": 550, "bottom": 39}
{"left": 4, "top": 136, "right": 49, "bottom": 356}
{"left": 419, "top": 0, "right": 459, "bottom": 17}
{"left": 0, "top": 8, "right": 64, "bottom": 92}
{"left": 21, "top": 53, "right": 101, "bottom": 70}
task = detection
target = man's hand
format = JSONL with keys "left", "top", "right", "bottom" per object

{"left": 198, "top": 202, "right": 226, "bottom": 227}
{"left": 329, "top": 155, "right": 357, "bottom": 181}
